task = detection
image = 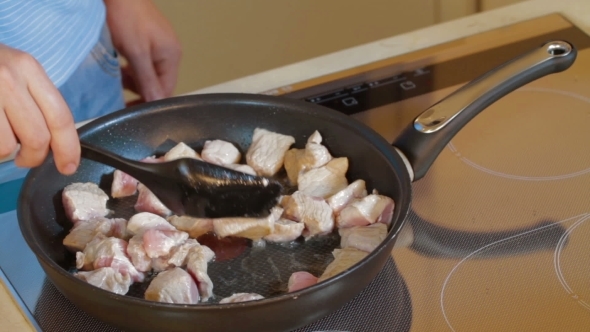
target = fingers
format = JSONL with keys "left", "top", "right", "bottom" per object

{"left": 126, "top": 51, "right": 164, "bottom": 102}
{"left": 4, "top": 88, "right": 51, "bottom": 169}
{"left": 154, "top": 46, "right": 181, "bottom": 97}
{"left": 0, "top": 108, "right": 18, "bottom": 160}
{"left": 24, "top": 56, "right": 80, "bottom": 175}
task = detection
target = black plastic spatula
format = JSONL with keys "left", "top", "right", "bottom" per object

{"left": 80, "top": 142, "right": 283, "bottom": 218}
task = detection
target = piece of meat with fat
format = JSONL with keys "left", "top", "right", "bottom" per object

{"left": 62, "top": 182, "right": 110, "bottom": 223}
{"left": 327, "top": 179, "right": 368, "bottom": 214}
{"left": 297, "top": 157, "right": 348, "bottom": 198}
{"left": 127, "top": 234, "right": 152, "bottom": 272}
{"left": 127, "top": 212, "right": 176, "bottom": 235}
{"left": 318, "top": 247, "right": 369, "bottom": 282}
{"left": 142, "top": 228, "right": 189, "bottom": 258}
{"left": 213, "top": 206, "right": 283, "bottom": 240}
{"left": 163, "top": 142, "right": 200, "bottom": 161}
{"left": 186, "top": 244, "right": 216, "bottom": 302}
{"left": 281, "top": 192, "right": 334, "bottom": 239}
{"left": 111, "top": 170, "right": 138, "bottom": 198}
{"left": 339, "top": 223, "right": 388, "bottom": 253}
{"left": 63, "top": 217, "right": 128, "bottom": 252}
{"left": 288, "top": 271, "right": 318, "bottom": 292}
{"left": 245, "top": 128, "right": 295, "bottom": 176}
{"left": 219, "top": 293, "right": 264, "bottom": 304}
{"left": 222, "top": 163, "right": 257, "bottom": 175}
{"left": 144, "top": 267, "right": 200, "bottom": 304}
{"left": 76, "top": 234, "right": 144, "bottom": 282}
{"left": 284, "top": 131, "right": 332, "bottom": 185}
{"left": 263, "top": 218, "right": 305, "bottom": 243}
{"left": 168, "top": 215, "right": 214, "bottom": 238}
{"left": 75, "top": 267, "right": 133, "bottom": 295}
{"left": 134, "top": 183, "right": 172, "bottom": 217}
{"left": 336, "top": 194, "right": 395, "bottom": 228}
{"left": 110, "top": 155, "right": 162, "bottom": 198}
{"left": 151, "top": 238, "right": 201, "bottom": 272}
{"left": 201, "top": 140, "right": 241, "bottom": 165}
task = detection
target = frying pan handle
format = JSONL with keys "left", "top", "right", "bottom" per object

{"left": 392, "top": 40, "right": 577, "bottom": 181}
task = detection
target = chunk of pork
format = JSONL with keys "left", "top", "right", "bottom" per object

{"left": 186, "top": 245, "right": 216, "bottom": 302}
{"left": 75, "top": 234, "right": 144, "bottom": 282}
{"left": 62, "top": 183, "right": 110, "bottom": 223}
{"left": 317, "top": 247, "right": 369, "bottom": 282}
{"left": 201, "top": 140, "right": 241, "bottom": 165}
{"left": 63, "top": 217, "right": 128, "bottom": 252}
{"left": 213, "top": 206, "right": 283, "bottom": 240}
{"left": 339, "top": 223, "right": 388, "bottom": 253}
{"left": 297, "top": 157, "right": 348, "bottom": 198}
{"left": 219, "top": 293, "right": 264, "bottom": 304}
{"left": 287, "top": 271, "right": 318, "bottom": 292}
{"left": 246, "top": 128, "right": 295, "bottom": 176}
{"left": 144, "top": 267, "right": 200, "bottom": 304}
{"left": 336, "top": 194, "right": 394, "bottom": 228}
{"left": 75, "top": 267, "right": 133, "bottom": 295}
{"left": 281, "top": 192, "right": 334, "bottom": 239}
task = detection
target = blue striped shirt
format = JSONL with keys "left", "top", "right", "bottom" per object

{"left": 0, "top": 0, "right": 106, "bottom": 87}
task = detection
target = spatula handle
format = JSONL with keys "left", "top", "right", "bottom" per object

{"left": 80, "top": 142, "right": 155, "bottom": 177}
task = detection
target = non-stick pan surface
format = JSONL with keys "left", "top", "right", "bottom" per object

{"left": 17, "top": 40, "right": 576, "bottom": 332}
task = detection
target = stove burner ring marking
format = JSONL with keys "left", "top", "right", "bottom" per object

{"left": 440, "top": 213, "right": 590, "bottom": 332}
{"left": 447, "top": 87, "right": 590, "bottom": 181}
{"left": 554, "top": 214, "right": 590, "bottom": 311}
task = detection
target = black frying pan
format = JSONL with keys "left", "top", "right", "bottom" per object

{"left": 17, "top": 40, "right": 576, "bottom": 332}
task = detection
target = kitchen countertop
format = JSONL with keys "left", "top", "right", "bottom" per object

{"left": 2, "top": 0, "right": 589, "bottom": 330}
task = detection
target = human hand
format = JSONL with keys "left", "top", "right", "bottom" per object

{"left": 0, "top": 44, "right": 80, "bottom": 175}
{"left": 104, "top": 0, "right": 182, "bottom": 102}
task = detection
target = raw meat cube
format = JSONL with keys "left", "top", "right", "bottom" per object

{"left": 327, "top": 180, "right": 368, "bottom": 214}
{"left": 339, "top": 223, "right": 388, "bottom": 253}
{"left": 127, "top": 234, "right": 152, "bottom": 272}
{"left": 317, "top": 247, "right": 369, "bottom": 282}
{"left": 297, "top": 157, "right": 348, "bottom": 198}
{"left": 167, "top": 215, "right": 214, "bottom": 238}
{"left": 245, "top": 128, "right": 295, "bottom": 176}
{"left": 145, "top": 267, "right": 200, "bottom": 304}
{"left": 283, "top": 149, "right": 306, "bottom": 184}
{"left": 164, "top": 142, "right": 200, "bottom": 161}
{"left": 76, "top": 234, "right": 144, "bottom": 282}
{"left": 281, "top": 192, "right": 334, "bottom": 239}
{"left": 134, "top": 184, "right": 172, "bottom": 217}
{"left": 213, "top": 206, "right": 283, "bottom": 240}
{"left": 186, "top": 245, "right": 216, "bottom": 302}
{"left": 219, "top": 293, "right": 264, "bottom": 304}
{"left": 166, "top": 239, "right": 201, "bottom": 266}
{"left": 110, "top": 155, "right": 162, "bottom": 198}
{"left": 62, "top": 182, "right": 110, "bottom": 223}
{"left": 142, "top": 229, "right": 189, "bottom": 259}
{"left": 75, "top": 267, "right": 133, "bottom": 295}
{"left": 63, "top": 217, "right": 128, "bottom": 252}
{"left": 284, "top": 131, "right": 332, "bottom": 185}
{"left": 201, "top": 140, "right": 241, "bottom": 165}
{"left": 111, "top": 170, "right": 139, "bottom": 198}
{"left": 127, "top": 212, "right": 175, "bottom": 235}
{"left": 151, "top": 238, "right": 202, "bottom": 272}
{"left": 263, "top": 218, "right": 305, "bottom": 243}
{"left": 223, "top": 163, "right": 257, "bottom": 175}
{"left": 287, "top": 271, "right": 318, "bottom": 292}
{"left": 336, "top": 194, "right": 395, "bottom": 228}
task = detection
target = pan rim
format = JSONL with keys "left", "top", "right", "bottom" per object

{"left": 17, "top": 92, "right": 413, "bottom": 311}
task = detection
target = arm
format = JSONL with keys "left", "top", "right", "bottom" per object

{"left": 103, "top": 0, "right": 182, "bottom": 102}
{"left": 0, "top": 45, "right": 80, "bottom": 175}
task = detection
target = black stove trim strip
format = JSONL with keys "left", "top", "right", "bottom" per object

{"left": 283, "top": 26, "right": 590, "bottom": 116}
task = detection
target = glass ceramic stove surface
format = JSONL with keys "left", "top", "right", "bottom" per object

{"left": 1, "top": 13, "right": 590, "bottom": 332}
